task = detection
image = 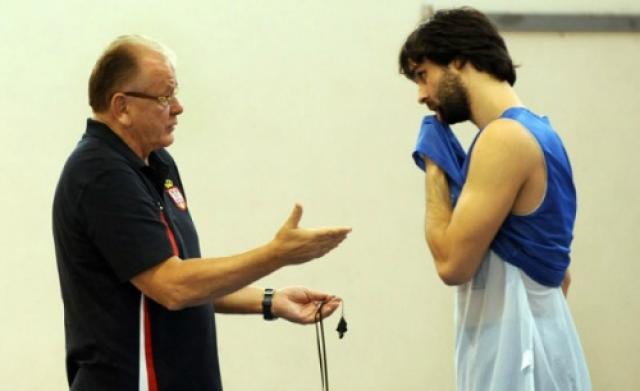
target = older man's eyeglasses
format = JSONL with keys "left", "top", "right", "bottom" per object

{"left": 122, "top": 89, "right": 179, "bottom": 107}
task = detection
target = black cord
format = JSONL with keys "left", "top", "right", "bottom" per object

{"left": 315, "top": 303, "right": 329, "bottom": 391}
{"left": 315, "top": 301, "right": 348, "bottom": 390}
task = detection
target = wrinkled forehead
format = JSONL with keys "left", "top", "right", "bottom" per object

{"left": 137, "top": 46, "right": 173, "bottom": 68}
{"left": 133, "top": 50, "right": 178, "bottom": 90}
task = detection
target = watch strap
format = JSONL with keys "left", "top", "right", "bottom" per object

{"left": 262, "top": 288, "right": 277, "bottom": 320}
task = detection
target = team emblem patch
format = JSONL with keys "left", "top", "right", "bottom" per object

{"left": 166, "top": 185, "right": 187, "bottom": 210}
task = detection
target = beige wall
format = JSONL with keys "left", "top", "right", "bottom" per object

{"left": 1, "top": 0, "right": 639, "bottom": 390}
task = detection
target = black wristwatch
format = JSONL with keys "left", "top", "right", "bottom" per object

{"left": 262, "top": 288, "right": 278, "bottom": 320}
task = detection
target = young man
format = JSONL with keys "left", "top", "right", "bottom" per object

{"left": 53, "top": 35, "right": 351, "bottom": 390}
{"left": 399, "top": 8, "right": 590, "bottom": 390}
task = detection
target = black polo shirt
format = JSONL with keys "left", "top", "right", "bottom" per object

{"left": 53, "top": 119, "right": 222, "bottom": 390}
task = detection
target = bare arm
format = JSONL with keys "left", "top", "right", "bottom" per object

{"left": 131, "top": 204, "right": 350, "bottom": 310}
{"left": 214, "top": 285, "right": 264, "bottom": 314}
{"left": 214, "top": 285, "right": 342, "bottom": 324}
{"left": 425, "top": 119, "right": 542, "bottom": 285}
{"left": 562, "top": 269, "right": 571, "bottom": 297}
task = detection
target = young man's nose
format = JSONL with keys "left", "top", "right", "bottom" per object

{"left": 417, "top": 83, "right": 429, "bottom": 104}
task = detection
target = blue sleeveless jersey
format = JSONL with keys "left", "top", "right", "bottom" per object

{"left": 413, "top": 107, "right": 576, "bottom": 286}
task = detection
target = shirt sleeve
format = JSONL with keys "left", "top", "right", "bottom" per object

{"left": 80, "top": 167, "right": 175, "bottom": 282}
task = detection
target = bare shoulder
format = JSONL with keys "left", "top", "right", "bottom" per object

{"left": 472, "top": 117, "right": 540, "bottom": 164}
{"left": 465, "top": 117, "right": 542, "bottom": 190}
{"left": 474, "top": 118, "right": 538, "bottom": 154}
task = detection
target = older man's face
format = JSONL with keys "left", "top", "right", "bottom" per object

{"left": 124, "top": 52, "right": 183, "bottom": 158}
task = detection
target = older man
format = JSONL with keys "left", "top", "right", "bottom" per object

{"left": 53, "top": 35, "right": 350, "bottom": 390}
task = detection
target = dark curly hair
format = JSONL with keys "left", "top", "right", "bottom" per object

{"left": 399, "top": 7, "right": 516, "bottom": 85}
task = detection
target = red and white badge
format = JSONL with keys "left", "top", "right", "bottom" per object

{"left": 164, "top": 179, "right": 187, "bottom": 210}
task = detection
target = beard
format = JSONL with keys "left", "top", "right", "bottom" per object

{"left": 431, "top": 70, "right": 471, "bottom": 125}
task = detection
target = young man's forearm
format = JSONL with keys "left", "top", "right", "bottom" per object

{"left": 424, "top": 161, "right": 454, "bottom": 268}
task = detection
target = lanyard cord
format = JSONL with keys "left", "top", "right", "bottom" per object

{"left": 315, "top": 302, "right": 348, "bottom": 391}
{"left": 315, "top": 303, "right": 329, "bottom": 391}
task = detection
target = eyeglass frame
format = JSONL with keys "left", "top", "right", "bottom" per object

{"left": 121, "top": 88, "right": 179, "bottom": 107}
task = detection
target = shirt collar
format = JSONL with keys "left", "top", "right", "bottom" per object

{"left": 83, "top": 118, "right": 169, "bottom": 174}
